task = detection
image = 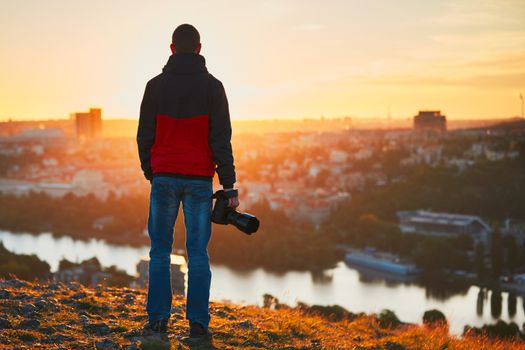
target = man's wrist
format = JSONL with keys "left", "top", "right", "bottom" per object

{"left": 223, "top": 184, "right": 234, "bottom": 190}
{"left": 223, "top": 188, "right": 238, "bottom": 198}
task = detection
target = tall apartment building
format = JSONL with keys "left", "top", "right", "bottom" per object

{"left": 73, "top": 108, "right": 102, "bottom": 139}
{"left": 413, "top": 110, "right": 447, "bottom": 133}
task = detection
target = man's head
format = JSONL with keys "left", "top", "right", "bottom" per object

{"left": 171, "top": 24, "right": 201, "bottom": 54}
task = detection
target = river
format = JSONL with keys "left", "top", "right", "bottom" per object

{"left": 0, "top": 230, "right": 522, "bottom": 335}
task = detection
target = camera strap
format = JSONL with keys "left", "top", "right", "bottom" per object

{"left": 211, "top": 189, "right": 238, "bottom": 199}
{"left": 223, "top": 189, "right": 238, "bottom": 198}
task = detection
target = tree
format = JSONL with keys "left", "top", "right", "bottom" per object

{"left": 378, "top": 309, "right": 401, "bottom": 329}
{"left": 503, "top": 235, "right": 518, "bottom": 281}
{"left": 0, "top": 242, "right": 50, "bottom": 280}
{"left": 423, "top": 309, "right": 448, "bottom": 329}
{"left": 475, "top": 242, "right": 486, "bottom": 282}
{"left": 491, "top": 228, "right": 503, "bottom": 280}
{"left": 508, "top": 292, "right": 517, "bottom": 318}
{"left": 355, "top": 213, "right": 381, "bottom": 247}
{"left": 412, "top": 237, "right": 460, "bottom": 273}
{"left": 521, "top": 239, "right": 525, "bottom": 269}
{"left": 490, "top": 289, "right": 502, "bottom": 318}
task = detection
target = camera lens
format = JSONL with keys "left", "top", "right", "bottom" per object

{"left": 227, "top": 211, "right": 260, "bottom": 235}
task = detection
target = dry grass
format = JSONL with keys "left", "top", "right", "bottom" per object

{"left": 0, "top": 279, "right": 523, "bottom": 349}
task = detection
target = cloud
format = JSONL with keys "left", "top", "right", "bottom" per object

{"left": 462, "top": 51, "right": 525, "bottom": 70}
{"left": 362, "top": 72, "right": 525, "bottom": 89}
{"left": 430, "top": 31, "right": 525, "bottom": 48}
{"left": 431, "top": 0, "right": 523, "bottom": 27}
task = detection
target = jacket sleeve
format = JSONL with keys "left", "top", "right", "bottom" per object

{"left": 137, "top": 81, "right": 157, "bottom": 181}
{"left": 209, "top": 79, "right": 236, "bottom": 188}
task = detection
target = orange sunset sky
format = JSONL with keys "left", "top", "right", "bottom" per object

{"left": 1, "top": 0, "right": 524, "bottom": 121}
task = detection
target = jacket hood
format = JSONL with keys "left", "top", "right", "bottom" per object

{"left": 162, "top": 53, "right": 208, "bottom": 74}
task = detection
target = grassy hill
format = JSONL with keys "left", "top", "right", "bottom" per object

{"left": 0, "top": 278, "right": 523, "bottom": 349}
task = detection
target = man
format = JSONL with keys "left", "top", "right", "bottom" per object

{"left": 137, "top": 24, "right": 239, "bottom": 339}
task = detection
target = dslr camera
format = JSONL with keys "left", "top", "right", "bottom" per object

{"left": 211, "top": 189, "right": 260, "bottom": 235}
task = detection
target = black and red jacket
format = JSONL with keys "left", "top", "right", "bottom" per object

{"left": 137, "top": 53, "right": 236, "bottom": 188}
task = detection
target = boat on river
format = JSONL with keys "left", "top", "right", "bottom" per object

{"left": 345, "top": 248, "right": 421, "bottom": 276}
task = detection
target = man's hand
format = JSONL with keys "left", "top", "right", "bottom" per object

{"left": 228, "top": 196, "right": 240, "bottom": 208}
{"left": 224, "top": 188, "right": 240, "bottom": 208}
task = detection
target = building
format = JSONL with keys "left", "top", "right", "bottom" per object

{"left": 330, "top": 150, "right": 348, "bottom": 163}
{"left": 0, "top": 179, "right": 34, "bottom": 196}
{"left": 397, "top": 210, "right": 491, "bottom": 244}
{"left": 0, "top": 178, "right": 75, "bottom": 198}
{"left": 73, "top": 108, "right": 102, "bottom": 139}
{"left": 72, "top": 169, "right": 107, "bottom": 199}
{"left": 242, "top": 181, "right": 272, "bottom": 207}
{"left": 0, "top": 170, "right": 106, "bottom": 199}
{"left": 501, "top": 219, "right": 525, "bottom": 246}
{"left": 413, "top": 111, "right": 447, "bottom": 133}
{"left": 93, "top": 215, "right": 115, "bottom": 231}
{"left": 9, "top": 127, "right": 64, "bottom": 141}
{"left": 297, "top": 202, "right": 331, "bottom": 227}
{"left": 53, "top": 257, "right": 111, "bottom": 286}
{"left": 36, "top": 182, "right": 75, "bottom": 198}
{"left": 514, "top": 273, "right": 525, "bottom": 285}
{"left": 136, "top": 255, "right": 187, "bottom": 295}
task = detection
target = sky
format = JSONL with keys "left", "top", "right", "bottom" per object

{"left": 1, "top": 0, "right": 524, "bottom": 121}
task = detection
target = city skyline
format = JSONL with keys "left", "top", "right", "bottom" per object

{"left": 1, "top": 0, "right": 525, "bottom": 121}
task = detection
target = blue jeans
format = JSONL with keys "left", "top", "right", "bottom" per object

{"left": 146, "top": 175, "right": 213, "bottom": 328}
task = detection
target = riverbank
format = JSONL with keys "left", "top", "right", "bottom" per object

{"left": 2, "top": 229, "right": 524, "bottom": 335}
{"left": 1, "top": 279, "right": 523, "bottom": 349}
{"left": 0, "top": 191, "right": 341, "bottom": 272}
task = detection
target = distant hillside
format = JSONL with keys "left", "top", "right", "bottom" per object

{"left": 0, "top": 279, "right": 523, "bottom": 349}
{"left": 489, "top": 118, "right": 525, "bottom": 130}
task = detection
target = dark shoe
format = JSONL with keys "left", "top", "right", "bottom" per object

{"left": 189, "top": 322, "right": 212, "bottom": 341}
{"left": 143, "top": 318, "right": 169, "bottom": 334}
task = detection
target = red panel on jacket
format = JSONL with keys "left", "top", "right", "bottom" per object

{"left": 150, "top": 114, "right": 215, "bottom": 177}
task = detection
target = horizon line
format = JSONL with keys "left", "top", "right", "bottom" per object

{"left": 1, "top": 115, "right": 523, "bottom": 123}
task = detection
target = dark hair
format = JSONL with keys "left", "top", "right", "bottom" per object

{"left": 172, "top": 24, "right": 200, "bottom": 53}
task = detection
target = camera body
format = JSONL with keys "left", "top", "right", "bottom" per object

{"left": 211, "top": 189, "right": 260, "bottom": 235}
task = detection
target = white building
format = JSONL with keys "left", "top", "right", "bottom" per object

{"left": 330, "top": 150, "right": 348, "bottom": 163}
{"left": 354, "top": 147, "right": 374, "bottom": 160}
{"left": 308, "top": 165, "right": 321, "bottom": 177}
{"left": 0, "top": 169, "right": 107, "bottom": 199}
{"left": 0, "top": 179, "right": 34, "bottom": 196}
{"left": 37, "top": 182, "right": 74, "bottom": 198}
{"left": 242, "top": 181, "right": 272, "bottom": 207}
{"left": 72, "top": 170, "right": 108, "bottom": 199}
{"left": 397, "top": 210, "right": 491, "bottom": 244}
